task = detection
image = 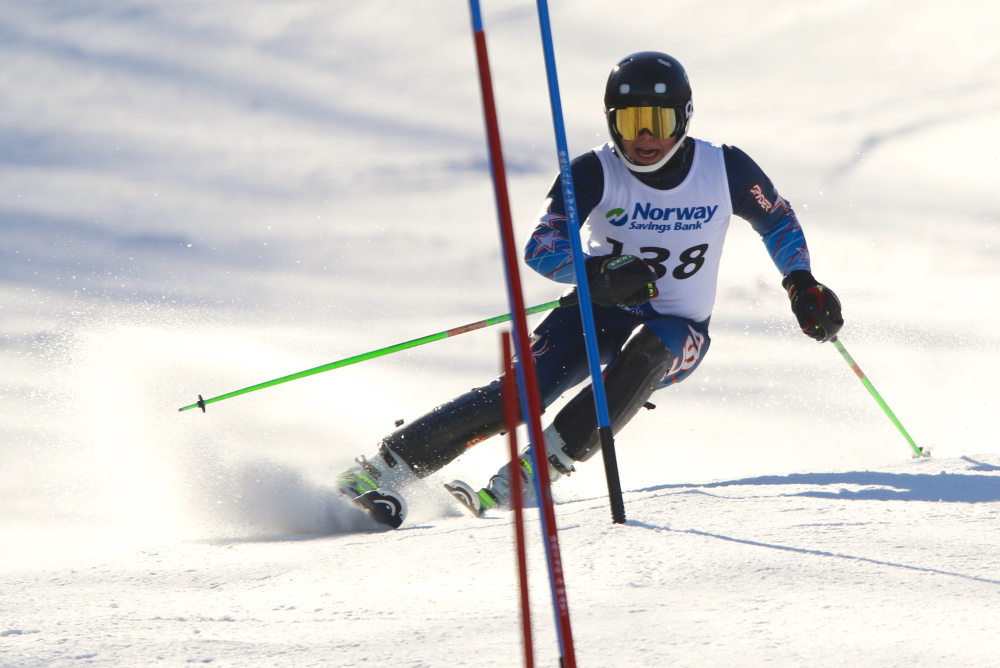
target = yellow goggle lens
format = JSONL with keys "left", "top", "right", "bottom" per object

{"left": 613, "top": 106, "right": 678, "bottom": 140}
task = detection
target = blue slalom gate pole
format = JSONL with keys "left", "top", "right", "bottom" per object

{"left": 534, "top": 0, "right": 627, "bottom": 524}
{"left": 466, "top": 3, "right": 577, "bottom": 666}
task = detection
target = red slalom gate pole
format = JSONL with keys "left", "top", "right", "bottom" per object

{"left": 501, "top": 331, "right": 534, "bottom": 668}
{"left": 467, "top": 2, "right": 576, "bottom": 666}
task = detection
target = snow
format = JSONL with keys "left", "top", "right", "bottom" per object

{"left": 4, "top": 457, "right": 1000, "bottom": 666}
{"left": 2, "top": 1, "right": 999, "bottom": 666}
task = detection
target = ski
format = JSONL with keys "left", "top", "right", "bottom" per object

{"left": 444, "top": 480, "right": 486, "bottom": 518}
{"left": 352, "top": 488, "right": 408, "bottom": 529}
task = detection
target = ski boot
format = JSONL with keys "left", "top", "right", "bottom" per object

{"left": 445, "top": 423, "right": 578, "bottom": 517}
{"left": 443, "top": 457, "right": 534, "bottom": 518}
{"left": 445, "top": 437, "right": 575, "bottom": 517}
{"left": 337, "top": 445, "right": 413, "bottom": 529}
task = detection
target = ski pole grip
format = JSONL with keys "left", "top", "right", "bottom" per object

{"left": 803, "top": 302, "right": 838, "bottom": 343}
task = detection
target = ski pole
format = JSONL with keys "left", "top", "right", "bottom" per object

{"left": 534, "top": 0, "right": 625, "bottom": 525}
{"left": 177, "top": 295, "right": 575, "bottom": 413}
{"left": 831, "top": 336, "right": 928, "bottom": 458}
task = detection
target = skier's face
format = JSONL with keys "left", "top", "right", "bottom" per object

{"left": 622, "top": 129, "right": 679, "bottom": 166}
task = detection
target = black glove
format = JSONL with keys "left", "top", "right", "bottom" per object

{"left": 781, "top": 269, "right": 843, "bottom": 343}
{"left": 585, "top": 254, "right": 658, "bottom": 307}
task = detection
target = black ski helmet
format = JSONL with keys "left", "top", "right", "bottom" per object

{"left": 604, "top": 52, "right": 693, "bottom": 173}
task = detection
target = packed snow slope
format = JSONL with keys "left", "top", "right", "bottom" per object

{"left": 3, "top": 454, "right": 1000, "bottom": 667}
{"left": 1, "top": 1, "right": 999, "bottom": 666}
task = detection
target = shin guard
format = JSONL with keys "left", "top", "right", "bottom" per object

{"left": 552, "top": 326, "right": 672, "bottom": 463}
{"left": 378, "top": 380, "right": 507, "bottom": 477}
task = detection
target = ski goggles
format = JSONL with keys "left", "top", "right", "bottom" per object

{"left": 611, "top": 106, "right": 679, "bottom": 140}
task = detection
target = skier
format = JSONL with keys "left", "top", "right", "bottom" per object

{"left": 337, "top": 51, "right": 843, "bottom": 525}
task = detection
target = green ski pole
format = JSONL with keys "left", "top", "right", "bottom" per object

{"left": 178, "top": 295, "right": 574, "bottom": 413}
{"left": 831, "top": 336, "right": 928, "bottom": 458}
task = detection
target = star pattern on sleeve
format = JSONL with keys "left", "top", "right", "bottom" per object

{"left": 524, "top": 203, "right": 576, "bottom": 282}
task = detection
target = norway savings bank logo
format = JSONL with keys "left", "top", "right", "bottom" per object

{"left": 605, "top": 203, "right": 720, "bottom": 232}
{"left": 605, "top": 208, "right": 629, "bottom": 226}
